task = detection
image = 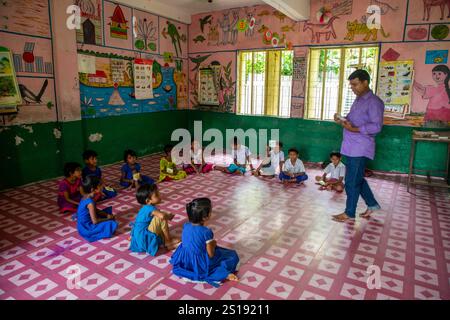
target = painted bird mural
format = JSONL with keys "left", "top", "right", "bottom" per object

{"left": 166, "top": 21, "right": 182, "bottom": 57}
{"left": 189, "top": 54, "right": 212, "bottom": 71}
{"left": 19, "top": 79, "right": 48, "bottom": 104}
{"left": 199, "top": 15, "right": 212, "bottom": 33}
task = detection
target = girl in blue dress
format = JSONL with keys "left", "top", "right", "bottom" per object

{"left": 170, "top": 198, "right": 239, "bottom": 287}
{"left": 120, "top": 149, "right": 155, "bottom": 188}
{"left": 76, "top": 175, "right": 118, "bottom": 242}
{"left": 129, "top": 184, "right": 180, "bottom": 256}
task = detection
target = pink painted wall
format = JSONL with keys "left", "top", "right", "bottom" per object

{"left": 188, "top": 0, "right": 450, "bottom": 127}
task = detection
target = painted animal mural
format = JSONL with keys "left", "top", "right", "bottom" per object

{"left": 344, "top": 19, "right": 390, "bottom": 41}
{"left": 218, "top": 11, "right": 232, "bottom": 45}
{"left": 370, "top": 0, "right": 399, "bottom": 15}
{"left": 422, "top": 0, "right": 450, "bottom": 21}
{"left": 244, "top": 7, "right": 261, "bottom": 38}
{"left": 207, "top": 23, "right": 220, "bottom": 46}
{"left": 302, "top": 16, "right": 339, "bottom": 43}
{"left": 230, "top": 10, "right": 240, "bottom": 45}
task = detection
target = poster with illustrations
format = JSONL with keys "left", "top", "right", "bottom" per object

{"left": 198, "top": 67, "right": 219, "bottom": 106}
{"left": 378, "top": 60, "right": 414, "bottom": 118}
{"left": 0, "top": 47, "right": 21, "bottom": 111}
{"left": 133, "top": 59, "right": 153, "bottom": 100}
{"left": 111, "top": 58, "right": 125, "bottom": 83}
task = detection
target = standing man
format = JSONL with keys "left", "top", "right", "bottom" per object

{"left": 332, "top": 70, "right": 384, "bottom": 222}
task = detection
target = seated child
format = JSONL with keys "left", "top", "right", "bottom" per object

{"left": 159, "top": 144, "right": 187, "bottom": 182}
{"left": 57, "top": 162, "right": 83, "bottom": 214}
{"left": 120, "top": 149, "right": 155, "bottom": 188}
{"left": 183, "top": 139, "right": 214, "bottom": 175}
{"left": 170, "top": 198, "right": 239, "bottom": 287}
{"left": 215, "top": 137, "right": 254, "bottom": 175}
{"left": 129, "top": 184, "right": 180, "bottom": 255}
{"left": 279, "top": 148, "right": 309, "bottom": 184}
{"left": 254, "top": 141, "right": 285, "bottom": 177}
{"left": 82, "top": 149, "right": 117, "bottom": 201}
{"left": 76, "top": 175, "right": 118, "bottom": 242}
{"left": 315, "top": 151, "right": 345, "bottom": 192}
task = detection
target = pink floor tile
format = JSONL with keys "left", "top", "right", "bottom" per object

{"left": 1, "top": 153, "right": 450, "bottom": 300}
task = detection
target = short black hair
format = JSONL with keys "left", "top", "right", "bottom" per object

{"left": 63, "top": 162, "right": 81, "bottom": 177}
{"left": 123, "top": 149, "right": 137, "bottom": 163}
{"left": 288, "top": 148, "right": 299, "bottom": 155}
{"left": 278, "top": 141, "right": 283, "bottom": 148}
{"left": 136, "top": 184, "right": 158, "bottom": 205}
{"left": 82, "top": 149, "right": 98, "bottom": 160}
{"left": 164, "top": 144, "right": 174, "bottom": 155}
{"left": 330, "top": 151, "right": 342, "bottom": 158}
{"left": 232, "top": 137, "right": 240, "bottom": 145}
{"left": 81, "top": 175, "right": 101, "bottom": 193}
{"left": 348, "top": 69, "right": 370, "bottom": 84}
{"left": 186, "top": 198, "right": 212, "bottom": 224}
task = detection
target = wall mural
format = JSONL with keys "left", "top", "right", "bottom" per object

{"left": 104, "top": 1, "right": 133, "bottom": 49}
{"left": 160, "top": 19, "right": 188, "bottom": 59}
{"left": 133, "top": 10, "right": 158, "bottom": 52}
{"left": 189, "top": 53, "right": 236, "bottom": 113}
{"left": 0, "top": 28, "right": 56, "bottom": 125}
{"left": 78, "top": 50, "right": 179, "bottom": 118}
{"left": 75, "top": 0, "right": 103, "bottom": 45}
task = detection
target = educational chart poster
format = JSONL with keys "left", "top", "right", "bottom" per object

{"left": 198, "top": 67, "right": 219, "bottom": 106}
{"left": 133, "top": 58, "right": 153, "bottom": 100}
{"left": 378, "top": 60, "right": 414, "bottom": 118}
{"left": 0, "top": 47, "right": 21, "bottom": 112}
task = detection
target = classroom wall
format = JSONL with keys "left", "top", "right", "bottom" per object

{"left": 0, "top": 0, "right": 190, "bottom": 190}
{"left": 188, "top": 0, "right": 450, "bottom": 126}
{"left": 186, "top": 0, "right": 450, "bottom": 175}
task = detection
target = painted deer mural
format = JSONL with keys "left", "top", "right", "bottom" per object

{"left": 422, "top": 0, "right": 450, "bottom": 21}
{"left": 302, "top": 16, "right": 339, "bottom": 43}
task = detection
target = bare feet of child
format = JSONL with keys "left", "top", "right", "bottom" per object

{"left": 226, "top": 273, "right": 239, "bottom": 282}
{"left": 165, "top": 238, "right": 181, "bottom": 250}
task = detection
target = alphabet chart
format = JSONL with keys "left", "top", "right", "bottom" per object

{"left": 133, "top": 58, "right": 153, "bottom": 100}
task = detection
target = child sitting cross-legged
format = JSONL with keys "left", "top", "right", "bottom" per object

{"left": 159, "top": 144, "right": 188, "bottom": 182}
{"left": 215, "top": 137, "right": 254, "bottom": 175}
{"left": 315, "top": 151, "right": 345, "bottom": 192}
{"left": 279, "top": 148, "right": 308, "bottom": 185}
{"left": 82, "top": 149, "right": 117, "bottom": 201}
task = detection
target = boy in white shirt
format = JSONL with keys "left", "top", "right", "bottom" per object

{"left": 315, "top": 152, "right": 345, "bottom": 192}
{"left": 254, "top": 141, "right": 285, "bottom": 177}
{"left": 215, "top": 137, "right": 254, "bottom": 175}
{"left": 279, "top": 148, "right": 308, "bottom": 184}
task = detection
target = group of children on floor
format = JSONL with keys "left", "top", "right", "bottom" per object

{"left": 56, "top": 138, "right": 345, "bottom": 285}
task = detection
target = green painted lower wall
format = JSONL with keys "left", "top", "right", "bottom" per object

{"left": 186, "top": 111, "right": 449, "bottom": 175}
{"left": 0, "top": 110, "right": 190, "bottom": 190}
{"left": 2, "top": 109, "right": 447, "bottom": 190}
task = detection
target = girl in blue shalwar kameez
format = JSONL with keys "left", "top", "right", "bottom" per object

{"left": 170, "top": 198, "right": 239, "bottom": 287}
{"left": 129, "top": 184, "right": 180, "bottom": 256}
{"left": 76, "top": 175, "right": 118, "bottom": 242}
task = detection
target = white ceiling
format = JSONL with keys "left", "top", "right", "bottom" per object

{"left": 115, "top": 0, "right": 264, "bottom": 23}
{"left": 115, "top": 0, "right": 308, "bottom": 24}
{"left": 156, "top": 0, "right": 265, "bottom": 15}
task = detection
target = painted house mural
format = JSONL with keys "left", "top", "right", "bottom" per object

{"left": 103, "top": 1, "right": 133, "bottom": 49}
{"left": 75, "top": 0, "right": 103, "bottom": 45}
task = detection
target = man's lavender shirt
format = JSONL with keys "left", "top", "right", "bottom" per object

{"left": 340, "top": 90, "right": 384, "bottom": 160}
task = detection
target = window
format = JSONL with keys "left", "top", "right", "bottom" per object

{"left": 305, "top": 45, "right": 379, "bottom": 120}
{"left": 237, "top": 50, "right": 293, "bottom": 117}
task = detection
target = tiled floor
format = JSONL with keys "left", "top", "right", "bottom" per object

{"left": 0, "top": 153, "right": 449, "bottom": 300}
